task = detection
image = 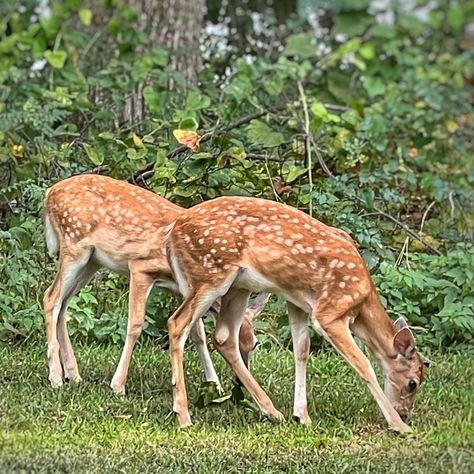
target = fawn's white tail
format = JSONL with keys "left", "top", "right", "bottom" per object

{"left": 44, "top": 207, "right": 59, "bottom": 257}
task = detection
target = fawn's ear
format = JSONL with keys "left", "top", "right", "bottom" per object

{"left": 393, "top": 317, "right": 409, "bottom": 331}
{"left": 421, "top": 356, "right": 431, "bottom": 368}
{"left": 245, "top": 293, "right": 271, "bottom": 320}
{"left": 393, "top": 327, "right": 416, "bottom": 358}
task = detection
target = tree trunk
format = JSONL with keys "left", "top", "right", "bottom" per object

{"left": 122, "top": 0, "right": 205, "bottom": 126}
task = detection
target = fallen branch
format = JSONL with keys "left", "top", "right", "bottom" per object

{"left": 420, "top": 201, "right": 436, "bottom": 234}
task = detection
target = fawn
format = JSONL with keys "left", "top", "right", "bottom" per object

{"left": 43, "top": 175, "right": 269, "bottom": 394}
{"left": 164, "top": 196, "right": 428, "bottom": 432}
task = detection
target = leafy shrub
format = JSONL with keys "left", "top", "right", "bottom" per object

{"left": 374, "top": 245, "right": 474, "bottom": 348}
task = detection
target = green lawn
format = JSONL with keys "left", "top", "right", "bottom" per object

{"left": 0, "top": 342, "right": 472, "bottom": 473}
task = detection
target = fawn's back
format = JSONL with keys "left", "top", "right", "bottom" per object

{"left": 169, "top": 196, "right": 373, "bottom": 313}
{"left": 45, "top": 174, "right": 182, "bottom": 273}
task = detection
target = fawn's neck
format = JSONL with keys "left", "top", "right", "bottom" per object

{"left": 358, "top": 290, "right": 398, "bottom": 371}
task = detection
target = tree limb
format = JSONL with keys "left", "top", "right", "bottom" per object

{"left": 132, "top": 110, "right": 268, "bottom": 183}
{"left": 370, "top": 205, "right": 442, "bottom": 255}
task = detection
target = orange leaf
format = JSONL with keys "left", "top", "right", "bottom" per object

{"left": 173, "top": 129, "right": 201, "bottom": 152}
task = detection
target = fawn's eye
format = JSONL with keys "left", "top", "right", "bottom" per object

{"left": 408, "top": 380, "right": 417, "bottom": 392}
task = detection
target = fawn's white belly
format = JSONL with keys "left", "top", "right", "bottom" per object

{"left": 234, "top": 266, "right": 277, "bottom": 292}
{"left": 92, "top": 248, "right": 129, "bottom": 274}
{"left": 234, "top": 266, "right": 313, "bottom": 314}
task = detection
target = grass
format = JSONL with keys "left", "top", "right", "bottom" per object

{"left": 0, "top": 341, "right": 473, "bottom": 473}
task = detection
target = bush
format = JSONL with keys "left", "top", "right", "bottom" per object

{"left": 374, "top": 245, "right": 474, "bottom": 348}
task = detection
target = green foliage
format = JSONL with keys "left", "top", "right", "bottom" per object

{"left": 0, "top": 1, "right": 473, "bottom": 347}
{"left": 375, "top": 245, "right": 474, "bottom": 348}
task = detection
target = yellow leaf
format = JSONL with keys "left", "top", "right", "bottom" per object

{"left": 446, "top": 120, "right": 458, "bottom": 134}
{"left": 132, "top": 133, "right": 145, "bottom": 148}
{"left": 173, "top": 129, "right": 201, "bottom": 152}
{"left": 11, "top": 144, "right": 24, "bottom": 157}
{"left": 79, "top": 8, "right": 92, "bottom": 26}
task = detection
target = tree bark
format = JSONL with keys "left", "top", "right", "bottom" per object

{"left": 122, "top": 0, "right": 205, "bottom": 126}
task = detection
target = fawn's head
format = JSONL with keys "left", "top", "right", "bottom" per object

{"left": 384, "top": 317, "right": 429, "bottom": 420}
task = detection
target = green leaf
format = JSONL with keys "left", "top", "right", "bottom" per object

{"left": 83, "top": 143, "right": 104, "bottom": 166}
{"left": 210, "top": 393, "right": 232, "bottom": 404}
{"left": 172, "top": 186, "right": 198, "bottom": 197}
{"left": 447, "top": 7, "right": 464, "bottom": 31}
{"left": 327, "top": 70, "right": 358, "bottom": 103}
{"left": 186, "top": 91, "right": 211, "bottom": 110}
{"left": 23, "top": 317, "right": 33, "bottom": 332}
{"left": 283, "top": 33, "right": 315, "bottom": 58}
{"left": 151, "top": 47, "right": 169, "bottom": 66}
{"left": 132, "top": 133, "right": 145, "bottom": 148}
{"left": 310, "top": 101, "right": 340, "bottom": 123}
{"left": 263, "top": 75, "right": 284, "bottom": 96}
{"left": 78, "top": 8, "right": 92, "bottom": 26}
{"left": 126, "top": 148, "right": 147, "bottom": 160}
{"left": 333, "top": 12, "right": 373, "bottom": 36}
{"left": 143, "top": 86, "right": 161, "bottom": 114}
{"left": 178, "top": 117, "right": 199, "bottom": 131}
{"left": 286, "top": 165, "right": 306, "bottom": 183}
{"left": 429, "top": 11, "right": 443, "bottom": 29}
{"left": 246, "top": 120, "right": 284, "bottom": 148}
{"left": 362, "top": 250, "right": 379, "bottom": 270}
{"left": 360, "top": 188, "right": 374, "bottom": 211}
{"left": 224, "top": 76, "right": 253, "bottom": 102}
{"left": 359, "top": 43, "right": 375, "bottom": 60}
{"left": 226, "top": 146, "right": 247, "bottom": 160}
{"left": 191, "top": 152, "right": 213, "bottom": 160}
{"left": 363, "top": 76, "right": 386, "bottom": 97}
{"left": 98, "top": 132, "right": 114, "bottom": 140}
{"left": 44, "top": 50, "right": 68, "bottom": 69}
{"left": 369, "top": 24, "right": 396, "bottom": 39}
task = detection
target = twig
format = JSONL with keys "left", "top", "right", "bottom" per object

{"left": 136, "top": 170, "right": 155, "bottom": 184}
{"left": 323, "top": 103, "right": 349, "bottom": 112}
{"left": 370, "top": 205, "right": 442, "bottom": 255}
{"left": 310, "top": 136, "right": 334, "bottom": 177}
{"left": 395, "top": 237, "right": 410, "bottom": 269}
{"left": 246, "top": 153, "right": 281, "bottom": 162}
{"left": 264, "top": 157, "right": 281, "bottom": 202}
{"left": 82, "top": 30, "right": 102, "bottom": 59}
{"left": 69, "top": 116, "right": 96, "bottom": 149}
{"left": 420, "top": 201, "right": 436, "bottom": 234}
{"left": 90, "top": 165, "right": 109, "bottom": 174}
{"left": 297, "top": 81, "right": 313, "bottom": 216}
{"left": 448, "top": 191, "right": 455, "bottom": 218}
